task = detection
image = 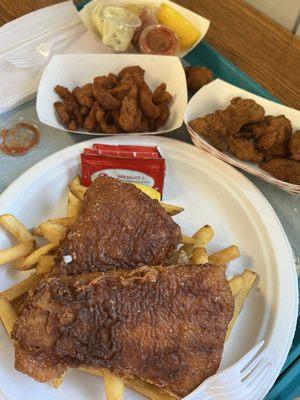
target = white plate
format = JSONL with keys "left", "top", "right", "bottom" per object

{"left": 36, "top": 53, "right": 187, "bottom": 135}
{"left": 184, "top": 79, "right": 300, "bottom": 194}
{"left": 0, "top": 136, "right": 297, "bottom": 400}
{"left": 78, "top": 0, "right": 210, "bottom": 58}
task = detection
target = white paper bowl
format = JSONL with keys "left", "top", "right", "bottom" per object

{"left": 36, "top": 53, "right": 187, "bottom": 136}
{"left": 184, "top": 79, "right": 300, "bottom": 194}
{"left": 78, "top": 0, "right": 210, "bottom": 58}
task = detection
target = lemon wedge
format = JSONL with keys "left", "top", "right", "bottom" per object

{"left": 133, "top": 183, "right": 161, "bottom": 200}
{"left": 157, "top": 3, "right": 201, "bottom": 49}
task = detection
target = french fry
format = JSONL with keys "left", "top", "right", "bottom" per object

{"left": 226, "top": 270, "right": 257, "bottom": 340}
{"left": 32, "top": 225, "right": 42, "bottom": 237}
{"left": 71, "top": 175, "right": 81, "bottom": 185}
{"left": 33, "top": 217, "right": 75, "bottom": 237}
{"left": 192, "top": 247, "right": 208, "bottom": 264}
{"left": 0, "top": 214, "right": 33, "bottom": 242}
{"left": 124, "top": 377, "right": 175, "bottom": 400}
{"left": 169, "top": 225, "right": 214, "bottom": 264}
{"left": 208, "top": 245, "right": 240, "bottom": 266}
{"left": 69, "top": 182, "right": 87, "bottom": 201}
{"left": 40, "top": 222, "right": 67, "bottom": 245}
{"left": 14, "top": 243, "right": 57, "bottom": 271}
{"left": 79, "top": 368, "right": 175, "bottom": 400}
{"left": 160, "top": 202, "right": 184, "bottom": 216}
{"left": 181, "top": 235, "right": 195, "bottom": 245}
{"left": 228, "top": 275, "right": 244, "bottom": 296}
{"left": 183, "top": 225, "right": 214, "bottom": 259}
{"left": 36, "top": 255, "right": 55, "bottom": 275}
{"left": 68, "top": 191, "right": 82, "bottom": 218}
{"left": 0, "top": 297, "right": 18, "bottom": 335}
{"left": 193, "top": 225, "right": 214, "bottom": 248}
{"left": 0, "top": 240, "right": 35, "bottom": 266}
{"left": 52, "top": 372, "right": 66, "bottom": 389}
{"left": 48, "top": 217, "right": 75, "bottom": 227}
{"left": 0, "top": 274, "right": 42, "bottom": 303}
{"left": 103, "top": 369, "right": 125, "bottom": 400}
{"left": 68, "top": 175, "right": 82, "bottom": 217}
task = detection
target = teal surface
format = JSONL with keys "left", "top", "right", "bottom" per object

{"left": 184, "top": 41, "right": 280, "bottom": 103}
{"left": 266, "top": 314, "right": 300, "bottom": 399}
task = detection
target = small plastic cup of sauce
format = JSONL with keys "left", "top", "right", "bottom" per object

{"left": 139, "top": 24, "right": 179, "bottom": 55}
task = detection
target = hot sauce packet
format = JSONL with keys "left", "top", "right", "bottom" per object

{"left": 81, "top": 144, "right": 166, "bottom": 194}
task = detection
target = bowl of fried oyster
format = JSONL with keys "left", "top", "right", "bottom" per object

{"left": 184, "top": 79, "right": 300, "bottom": 194}
{"left": 36, "top": 53, "right": 187, "bottom": 135}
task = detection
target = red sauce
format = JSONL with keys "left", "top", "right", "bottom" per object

{"left": 0, "top": 122, "right": 40, "bottom": 156}
{"left": 139, "top": 24, "right": 178, "bottom": 55}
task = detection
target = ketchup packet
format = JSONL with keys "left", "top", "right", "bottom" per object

{"left": 81, "top": 144, "right": 166, "bottom": 194}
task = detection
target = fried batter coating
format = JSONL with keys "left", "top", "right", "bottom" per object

{"left": 97, "top": 92, "right": 120, "bottom": 110}
{"left": 73, "top": 85, "right": 94, "bottom": 107}
{"left": 54, "top": 85, "right": 73, "bottom": 100}
{"left": 137, "top": 77, "right": 160, "bottom": 119}
{"left": 185, "top": 66, "right": 214, "bottom": 94}
{"left": 107, "top": 83, "right": 132, "bottom": 100}
{"left": 255, "top": 116, "right": 292, "bottom": 150}
{"left": 62, "top": 99, "right": 84, "bottom": 128}
{"left": 80, "top": 106, "right": 90, "bottom": 116}
{"left": 155, "top": 103, "right": 170, "bottom": 129}
{"left": 110, "top": 108, "right": 121, "bottom": 126}
{"left": 92, "top": 76, "right": 115, "bottom": 98}
{"left": 228, "top": 137, "right": 264, "bottom": 163}
{"left": 152, "top": 83, "right": 172, "bottom": 105}
{"left": 239, "top": 115, "right": 292, "bottom": 160}
{"left": 94, "top": 107, "right": 118, "bottom": 134}
{"left": 54, "top": 85, "right": 84, "bottom": 127}
{"left": 53, "top": 67, "right": 171, "bottom": 133}
{"left": 262, "top": 142, "right": 290, "bottom": 161}
{"left": 54, "top": 102, "right": 70, "bottom": 126}
{"left": 118, "top": 66, "right": 145, "bottom": 80}
{"left": 119, "top": 85, "right": 139, "bottom": 132}
{"left": 260, "top": 158, "right": 300, "bottom": 185}
{"left": 289, "top": 131, "right": 300, "bottom": 161}
{"left": 189, "top": 97, "right": 265, "bottom": 151}
{"left": 67, "top": 120, "right": 77, "bottom": 131}
{"left": 138, "top": 113, "right": 150, "bottom": 132}
{"left": 190, "top": 112, "right": 229, "bottom": 151}
{"left": 84, "top": 102, "right": 100, "bottom": 132}
{"left": 107, "top": 73, "right": 119, "bottom": 87}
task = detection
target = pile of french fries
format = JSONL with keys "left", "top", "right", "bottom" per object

{"left": 0, "top": 176, "right": 257, "bottom": 400}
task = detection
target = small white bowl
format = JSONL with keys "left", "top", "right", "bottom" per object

{"left": 78, "top": 0, "right": 210, "bottom": 58}
{"left": 36, "top": 53, "right": 187, "bottom": 136}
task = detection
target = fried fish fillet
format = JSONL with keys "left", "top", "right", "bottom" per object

{"left": 12, "top": 264, "right": 234, "bottom": 398}
{"left": 55, "top": 176, "right": 181, "bottom": 275}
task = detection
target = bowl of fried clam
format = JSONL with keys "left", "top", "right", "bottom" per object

{"left": 37, "top": 53, "right": 187, "bottom": 136}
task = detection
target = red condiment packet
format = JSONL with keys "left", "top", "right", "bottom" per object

{"left": 92, "top": 144, "right": 160, "bottom": 158}
{"left": 81, "top": 145, "right": 166, "bottom": 194}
